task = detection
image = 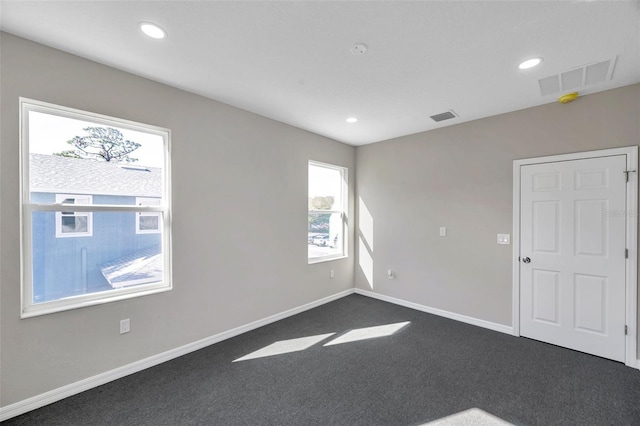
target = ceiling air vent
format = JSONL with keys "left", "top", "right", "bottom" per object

{"left": 430, "top": 110, "right": 457, "bottom": 122}
{"left": 538, "top": 57, "right": 617, "bottom": 97}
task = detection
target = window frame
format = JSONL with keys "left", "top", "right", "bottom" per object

{"left": 308, "top": 160, "right": 348, "bottom": 264}
{"left": 20, "top": 98, "right": 173, "bottom": 318}
{"left": 55, "top": 194, "right": 93, "bottom": 238}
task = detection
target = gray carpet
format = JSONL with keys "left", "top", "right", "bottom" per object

{"left": 3, "top": 294, "right": 640, "bottom": 425}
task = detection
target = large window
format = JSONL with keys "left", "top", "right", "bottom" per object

{"left": 20, "top": 98, "right": 172, "bottom": 317}
{"left": 308, "top": 161, "right": 347, "bottom": 263}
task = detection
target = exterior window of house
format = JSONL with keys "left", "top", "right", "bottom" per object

{"left": 308, "top": 161, "right": 348, "bottom": 263}
{"left": 55, "top": 194, "right": 93, "bottom": 237}
{"left": 136, "top": 197, "right": 161, "bottom": 234}
{"left": 20, "top": 98, "right": 172, "bottom": 318}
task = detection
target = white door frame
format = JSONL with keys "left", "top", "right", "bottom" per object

{"left": 512, "top": 146, "right": 638, "bottom": 368}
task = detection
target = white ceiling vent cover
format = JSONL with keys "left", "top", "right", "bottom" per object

{"left": 538, "top": 57, "right": 617, "bottom": 97}
{"left": 430, "top": 110, "right": 457, "bottom": 122}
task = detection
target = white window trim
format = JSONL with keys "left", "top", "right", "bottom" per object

{"left": 55, "top": 194, "right": 93, "bottom": 238}
{"left": 308, "top": 160, "right": 348, "bottom": 264}
{"left": 135, "top": 197, "right": 162, "bottom": 234}
{"left": 20, "top": 98, "right": 173, "bottom": 318}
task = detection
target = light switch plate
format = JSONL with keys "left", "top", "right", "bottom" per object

{"left": 497, "top": 234, "right": 510, "bottom": 245}
{"left": 439, "top": 227, "right": 447, "bottom": 237}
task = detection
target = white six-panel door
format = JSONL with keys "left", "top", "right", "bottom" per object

{"left": 520, "top": 155, "right": 627, "bottom": 362}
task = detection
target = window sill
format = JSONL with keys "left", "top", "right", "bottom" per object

{"left": 21, "top": 283, "right": 172, "bottom": 319}
{"left": 308, "top": 254, "right": 348, "bottom": 265}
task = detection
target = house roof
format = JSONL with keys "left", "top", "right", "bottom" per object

{"left": 30, "top": 153, "right": 162, "bottom": 197}
{"left": 100, "top": 245, "right": 163, "bottom": 288}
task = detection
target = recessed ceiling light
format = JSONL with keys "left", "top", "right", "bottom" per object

{"left": 139, "top": 22, "right": 167, "bottom": 39}
{"left": 519, "top": 57, "right": 543, "bottom": 69}
{"left": 346, "top": 117, "right": 358, "bottom": 123}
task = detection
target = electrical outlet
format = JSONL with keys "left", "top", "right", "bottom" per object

{"left": 120, "top": 319, "right": 130, "bottom": 334}
{"left": 439, "top": 227, "right": 447, "bottom": 237}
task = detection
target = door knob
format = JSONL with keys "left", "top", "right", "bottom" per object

{"left": 522, "top": 257, "right": 531, "bottom": 263}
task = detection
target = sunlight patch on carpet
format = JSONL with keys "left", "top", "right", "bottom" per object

{"left": 323, "top": 321, "right": 410, "bottom": 346}
{"left": 421, "top": 408, "right": 514, "bottom": 425}
{"left": 233, "top": 333, "right": 335, "bottom": 362}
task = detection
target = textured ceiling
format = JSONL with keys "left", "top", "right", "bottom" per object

{"left": 1, "top": 1, "right": 639, "bottom": 145}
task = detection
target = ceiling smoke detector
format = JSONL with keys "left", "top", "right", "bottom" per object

{"left": 351, "top": 43, "right": 368, "bottom": 55}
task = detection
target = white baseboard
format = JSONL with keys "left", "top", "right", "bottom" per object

{"left": 357, "top": 290, "right": 640, "bottom": 371}
{"left": 0, "top": 288, "right": 355, "bottom": 422}
{"left": 354, "top": 288, "right": 513, "bottom": 335}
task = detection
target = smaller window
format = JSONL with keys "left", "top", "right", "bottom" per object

{"left": 308, "top": 161, "right": 348, "bottom": 263}
{"left": 136, "top": 197, "right": 161, "bottom": 234}
{"left": 55, "top": 194, "right": 93, "bottom": 238}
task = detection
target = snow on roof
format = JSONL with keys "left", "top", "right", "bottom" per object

{"left": 100, "top": 245, "right": 163, "bottom": 288}
{"left": 30, "top": 153, "right": 162, "bottom": 197}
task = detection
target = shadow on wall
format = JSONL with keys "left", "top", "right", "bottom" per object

{"left": 359, "top": 196, "right": 374, "bottom": 289}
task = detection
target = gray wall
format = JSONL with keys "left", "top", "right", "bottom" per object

{"left": 0, "top": 33, "right": 355, "bottom": 406}
{"left": 2, "top": 31, "right": 638, "bottom": 410}
{"left": 355, "top": 84, "right": 639, "bottom": 335}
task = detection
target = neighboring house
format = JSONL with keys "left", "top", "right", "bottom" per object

{"left": 29, "top": 153, "right": 163, "bottom": 303}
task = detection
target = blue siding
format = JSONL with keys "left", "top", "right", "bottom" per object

{"left": 31, "top": 193, "right": 162, "bottom": 302}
